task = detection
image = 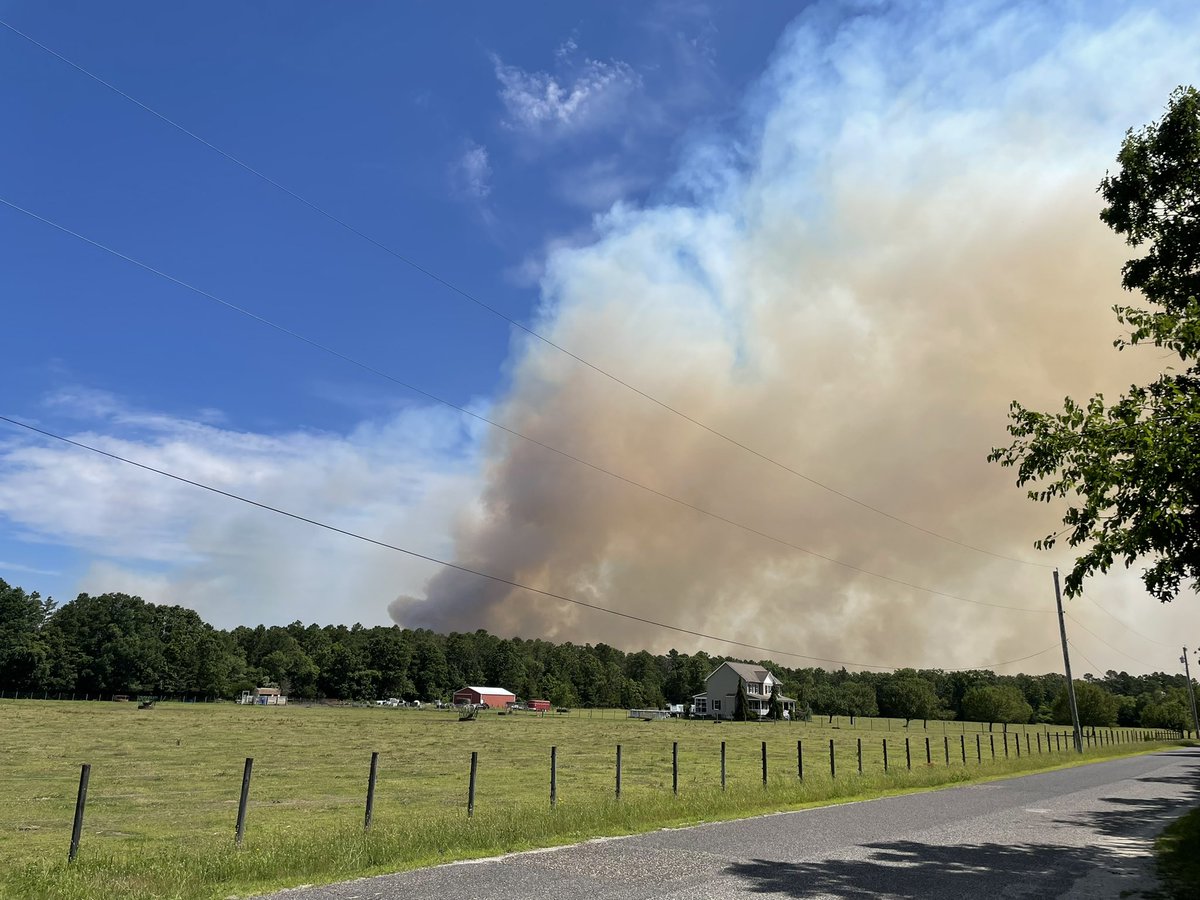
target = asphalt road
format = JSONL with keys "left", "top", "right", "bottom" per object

{"left": 265, "top": 748, "right": 1200, "bottom": 900}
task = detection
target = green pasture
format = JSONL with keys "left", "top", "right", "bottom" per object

{"left": 0, "top": 699, "right": 1179, "bottom": 899}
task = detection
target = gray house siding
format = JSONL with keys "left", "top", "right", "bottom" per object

{"left": 693, "top": 662, "right": 796, "bottom": 720}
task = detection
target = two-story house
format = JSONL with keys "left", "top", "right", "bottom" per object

{"left": 692, "top": 661, "right": 796, "bottom": 720}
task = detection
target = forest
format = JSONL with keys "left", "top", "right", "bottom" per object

{"left": 1, "top": 579, "right": 1193, "bottom": 730}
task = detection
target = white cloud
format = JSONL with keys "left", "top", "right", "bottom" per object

{"left": 451, "top": 141, "right": 493, "bottom": 201}
{"left": 0, "top": 394, "right": 483, "bottom": 628}
{"left": 494, "top": 54, "right": 642, "bottom": 138}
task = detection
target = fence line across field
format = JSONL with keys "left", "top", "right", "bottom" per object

{"left": 59, "top": 726, "right": 1179, "bottom": 862}
{"left": 9, "top": 692, "right": 1188, "bottom": 737}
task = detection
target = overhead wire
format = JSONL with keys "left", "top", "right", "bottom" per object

{"left": 1084, "top": 596, "right": 1173, "bottom": 648}
{"left": 1064, "top": 612, "right": 1158, "bottom": 669}
{"left": 0, "top": 414, "right": 1060, "bottom": 673}
{"left": 0, "top": 17, "right": 1052, "bottom": 571}
{"left": 1067, "top": 640, "right": 1106, "bottom": 678}
{"left": 0, "top": 196, "right": 1051, "bottom": 616}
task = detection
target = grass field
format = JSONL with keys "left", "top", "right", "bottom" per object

{"left": 0, "top": 699, "right": 1180, "bottom": 899}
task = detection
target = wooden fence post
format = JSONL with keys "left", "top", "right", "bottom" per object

{"left": 364, "top": 751, "right": 379, "bottom": 831}
{"left": 615, "top": 745, "right": 622, "bottom": 799}
{"left": 721, "top": 741, "right": 726, "bottom": 790}
{"left": 235, "top": 758, "right": 253, "bottom": 846}
{"left": 467, "top": 751, "right": 478, "bottom": 817}
{"left": 797, "top": 740, "right": 803, "bottom": 781}
{"left": 857, "top": 738, "right": 863, "bottom": 774}
{"left": 673, "top": 742, "right": 679, "bottom": 796}
{"left": 960, "top": 734, "right": 966, "bottom": 764}
{"left": 68, "top": 763, "right": 90, "bottom": 863}
{"left": 905, "top": 737, "right": 911, "bottom": 770}
{"left": 883, "top": 739, "right": 889, "bottom": 772}
{"left": 550, "top": 746, "right": 557, "bottom": 808}
{"left": 761, "top": 741, "right": 767, "bottom": 786}
{"left": 976, "top": 734, "right": 982, "bottom": 763}
{"left": 925, "top": 737, "right": 931, "bottom": 766}
{"left": 829, "top": 739, "right": 835, "bottom": 778}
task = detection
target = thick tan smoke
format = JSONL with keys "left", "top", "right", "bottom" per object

{"left": 391, "top": 9, "right": 1200, "bottom": 672}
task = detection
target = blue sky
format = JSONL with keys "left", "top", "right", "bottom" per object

{"left": 3, "top": 1, "right": 1199, "bottom": 674}
{"left": 2, "top": 2, "right": 791, "bottom": 426}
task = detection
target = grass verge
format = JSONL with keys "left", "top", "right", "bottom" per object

{"left": 1155, "top": 803, "right": 1200, "bottom": 899}
{"left": 3, "top": 740, "right": 1181, "bottom": 900}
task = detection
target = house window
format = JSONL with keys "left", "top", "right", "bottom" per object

{"left": 747, "top": 682, "right": 762, "bottom": 695}
{"left": 713, "top": 699, "right": 721, "bottom": 710}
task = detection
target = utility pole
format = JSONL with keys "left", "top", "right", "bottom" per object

{"left": 1053, "top": 569, "right": 1083, "bottom": 753}
{"left": 1182, "top": 647, "right": 1200, "bottom": 739}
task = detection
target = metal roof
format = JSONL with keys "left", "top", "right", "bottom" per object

{"left": 455, "top": 686, "right": 516, "bottom": 696}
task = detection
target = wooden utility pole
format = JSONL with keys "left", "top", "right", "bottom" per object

{"left": 1054, "top": 569, "right": 1083, "bottom": 753}
{"left": 1182, "top": 648, "right": 1200, "bottom": 739}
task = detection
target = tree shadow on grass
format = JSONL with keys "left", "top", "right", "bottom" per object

{"left": 725, "top": 751, "right": 1200, "bottom": 898}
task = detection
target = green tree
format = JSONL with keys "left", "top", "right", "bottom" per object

{"left": 878, "top": 672, "right": 940, "bottom": 725}
{"left": 0, "top": 580, "right": 56, "bottom": 690}
{"left": 45, "top": 593, "right": 163, "bottom": 694}
{"left": 734, "top": 679, "right": 750, "bottom": 721}
{"left": 843, "top": 681, "right": 879, "bottom": 718}
{"left": 990, "top": 86, "right": 1200, "bottom": 602}
{"left": 1052, "top": 680, "right": 1120, "bottom": 727}
{"left": 1141, "top": 688, "right": 1192, "bottom": 730}
{"left": 768, "top": 682, "right": 783, "bottom": 720}
{"left": 961, "top": 685, "right": 1033, "bottom": 726}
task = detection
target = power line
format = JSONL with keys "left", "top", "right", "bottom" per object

{"left": 0, "top": 196, "right": 1051, "bottom": 617}
{"left": 1084, "top": 596, "right": 1172, "bottom": 648}
{"left": 0, "top": 414, "right": 1059, "bottom": 673}
{"left": 1064, "top": 612, "right": 1157, "bottom": 669}
{"left": 0, "top": 17, "right": 1052, "bottom": 571}
{"left": 1067, "top": 640, "right": 1106, "bottom": 678}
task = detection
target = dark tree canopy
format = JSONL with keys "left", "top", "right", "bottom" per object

{"left": 0, "top": 578, "right": 1193, "bottom": 733}
{"left": 991, "top": 85, "right": 1200, "bottom": 601}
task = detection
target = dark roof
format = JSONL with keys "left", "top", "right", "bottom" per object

{"left": 722, "top": 661, "right": 771, "bottom": 682}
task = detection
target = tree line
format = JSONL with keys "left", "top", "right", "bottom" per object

{"left": 1, "top": 579, "right": 1194, "bottom": 730}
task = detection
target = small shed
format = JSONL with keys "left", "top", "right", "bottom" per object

{"left": 240, "top": 687, "right": 288, "bottom": 706}
{"left": 452, "top": 686, "right": 516, "bottom": 708}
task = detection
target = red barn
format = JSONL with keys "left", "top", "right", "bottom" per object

{"left": 452, "top": 686, "right": 516, "bottom": 709}
{"left": 528, "top": 699, "right": 551, "bottom": 712}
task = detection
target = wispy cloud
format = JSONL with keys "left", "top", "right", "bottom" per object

{"left": 493, "top": 54, "right": 642, "bottom": 139}
{"left": 0, "top": 561, "right": 62, "bottom": 578}
{"left": 554, "top": 156, "right": 657, "bottom": 210}
{"left": 451, "top": 141, "right": 493, "bottom": 201}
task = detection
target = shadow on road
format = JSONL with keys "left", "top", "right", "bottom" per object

{"left": 727, "top": 841, "right": 1099, "bottom": 898}
{"left": 725, "top": 751, "right": 1200, "bottom": 898}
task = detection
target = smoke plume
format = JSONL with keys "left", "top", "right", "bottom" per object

{"left": 391, "top": 4, "right": 1200, "bottom": 671}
